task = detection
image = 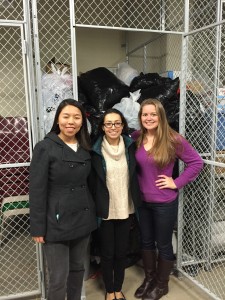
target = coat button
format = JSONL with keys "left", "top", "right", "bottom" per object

{"left": 81, "top": 185, "right": 86, "bottom": 188}
{"left": 84, "top": 207, "right": 89, "bottom": 211}
{"left": 71, "top": 188, "right": 75, "bottom": 191}
{"left": 83, "top": 163, "right": 86, "bottom": 166}
{"left": 69, "top": 164, "right": 74, "bottom": 168}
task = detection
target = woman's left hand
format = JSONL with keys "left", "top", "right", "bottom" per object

{"left": 155, "top": 175, "right": 177, "bottom": 190}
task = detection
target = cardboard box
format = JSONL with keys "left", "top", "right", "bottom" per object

{"left": 215, "top": 151, "right": 225, "bottom": 174}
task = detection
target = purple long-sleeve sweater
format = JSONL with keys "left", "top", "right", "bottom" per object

{"left": 131, "top": 131, "right": 204, "bottom": 203}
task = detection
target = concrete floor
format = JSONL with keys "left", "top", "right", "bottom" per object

{"left": 29, "top": 261, "right": 214, "bottom": 300}
{"left": 85, "top": 263, "right": 213, "bottom": 300}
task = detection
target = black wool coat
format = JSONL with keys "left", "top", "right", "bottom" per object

{"left": 89, "top": 135, "right": 142, "bottom": 219}
{"left": 29, "top": 132, "right": 97, "bottom": 242}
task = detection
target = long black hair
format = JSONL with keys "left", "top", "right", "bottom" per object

{"left": 97, "top": 108, "right": 129, "bottom": 136}
{"left": 50, "top": 99, "right": 91, "bottom": 150}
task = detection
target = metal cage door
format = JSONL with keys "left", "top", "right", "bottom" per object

{"left": 0, "top": 21, "right": 45, "bottom": 300}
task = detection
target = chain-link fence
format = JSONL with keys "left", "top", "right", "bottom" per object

{"left": 177, "top": 4, "right": 225, "bottom": 298}
{"left": 127, "top": 33, "right": 182, "bottom": 74}
{"left": 0, "top": 36, "right": 41, "bottom": 300}
{"left": 189, "top": 0, "right": 218, "bottom": 31}
{"left": 74, "top": 0, "right": 184, "bottom": 32}
{"left": 0, "top": 0, "right": 23, "bottom": 20}
{"left": 0, "top": 1, "right": 41, "bottom": 299}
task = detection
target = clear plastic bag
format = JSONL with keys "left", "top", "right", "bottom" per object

{"left": 113, "top": 89, "right": 141, "bottom": 130}
{"left": 42, "top": 64, "right": 73, "bottom": 134}
{"left": 116, "top": 62, "right": 139, "bottom": 86}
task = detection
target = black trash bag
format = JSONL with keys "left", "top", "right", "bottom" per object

{"left": 88, "top": 111, "right": 104, "bottom": 143}
{"left": 82, "top": 103, "right": 99, "bottom": 116}
{"left": 77, "top": 77, "right": 90, "bottom": 106}
{"left": 130, "top": 72, "right": 161, "bottom": 92}
{"left": 130, "top": 72, "right": 173, "bottom": 93}
{"left": 138, "top": 77, "right": 180, "bottom": 104}
{"left": 163, "top": 94, "right": 180, "bottom": 132}
{"left": 157, "top": 76, "right": 175, "bottom": 86}
{"left": 79, "top": 67, "right": 130, "bottom": 111}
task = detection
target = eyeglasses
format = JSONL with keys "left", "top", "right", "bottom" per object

{"left": 103, "top": 122, "right": 123, "bottom": 128}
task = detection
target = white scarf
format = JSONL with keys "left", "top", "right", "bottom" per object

{"left": 101, "top": 136, "right": 134, "bottom": 219}
{"left": 101, "top": 135, "right": 125, "bottom": 161}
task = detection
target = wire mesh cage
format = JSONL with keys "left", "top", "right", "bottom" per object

{"left": 34, "top": 0, "right": 72, "bottom": 72}
{"left": 189, "top": 0, "right": 218, "bottom": 31}
{"left": 0, "top": 0, "right": 23, "bottom": 20}
{"left": 0, "top": 26, "right": 27, "bottom": 117}
{"left": 127, "top": 33, "right": 182, "bottom": 74}
{"left": 0, "top": 2, "right": 40, "bottom": 299}
{"left": 0, "top": 211, "right": 39, "bottom": 296}
{"left": 177, "top": 14, "right": 225, "bottom": 299}
{"left": 74, "top": 0, "right": 184, "bottom": 32}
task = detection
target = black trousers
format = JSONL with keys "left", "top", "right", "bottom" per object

{"left": 100, "top": 216, "right": 132, "bottom": 293}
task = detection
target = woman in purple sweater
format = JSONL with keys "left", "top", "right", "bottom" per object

{"left": 131, "top": 99, "right": 203, "bottom": 300}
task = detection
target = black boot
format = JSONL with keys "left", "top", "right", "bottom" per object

{"left": 67, "top": 270, "right": 85, "bottom": 300}
{"left": 142, "top": 257, "right": 174, "bottom": 300}
{"left": 134, "top": 250, "right": 157, "bottom": 298}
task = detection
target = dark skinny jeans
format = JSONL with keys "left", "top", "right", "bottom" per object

{"left": 138, "top": 198, "right": 178, "bottom": 261}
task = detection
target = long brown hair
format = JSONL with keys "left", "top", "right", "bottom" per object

{"left": 137, "top": 98, "right": 181, "bottom": 168}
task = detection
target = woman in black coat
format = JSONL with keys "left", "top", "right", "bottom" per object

{"left": 29, "top": 99, "right": 96, "bottom": 300}
{"left": 89, "top": 108, "right": 141, "bottom": 300}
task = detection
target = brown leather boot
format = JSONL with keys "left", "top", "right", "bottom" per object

{"left": 134, "top": 250, "right": 157, "bottom": 298}
{"left": 142, "top": 257, "right": 174, "bottom": 300}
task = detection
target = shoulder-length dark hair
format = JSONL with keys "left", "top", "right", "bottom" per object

{"left": 97, "top": 108, "right": 129, "bottom": 136}
{"left": 50, "top": 99, "right": 91, "bottom": 150}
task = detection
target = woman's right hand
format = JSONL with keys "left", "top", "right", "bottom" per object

{"left": 32, "top": 236, "right": 45, "bottom": 243}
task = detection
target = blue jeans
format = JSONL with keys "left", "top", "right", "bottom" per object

{"left": 43, "top": 235, "right": 90, "bottom": 300}
{"left": 138, "top": 199, "right": 178, "bottom": 261}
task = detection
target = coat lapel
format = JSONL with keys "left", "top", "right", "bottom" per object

{"left": 62, "top": 145, "right": 91, "bottom": 162}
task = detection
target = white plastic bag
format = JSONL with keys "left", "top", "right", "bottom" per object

{"left": 42, "top": 64, "right": 73, "bottom": 134}
{"left": 113, "top": 89, "right": 141, "bottom": 130}
{"left": 116, "top": 62, "right": 139, "bottom": 86}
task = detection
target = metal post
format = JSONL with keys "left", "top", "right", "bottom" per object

{"left": 69, "top": 0, "right": 78, "bottom": 100}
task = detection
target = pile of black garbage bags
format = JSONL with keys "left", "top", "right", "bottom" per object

{"left": 78, "top": 67, "right": 180, "bottom": 142}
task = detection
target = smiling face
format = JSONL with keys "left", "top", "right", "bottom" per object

{"left": 58, "top": 105, "right": 82, "bottom": 143}
{"left": 141, "top": 104, "right": 159, "bottom": 132}
{"left": 102, "top": 112, "right": 124, "bottom": 145}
